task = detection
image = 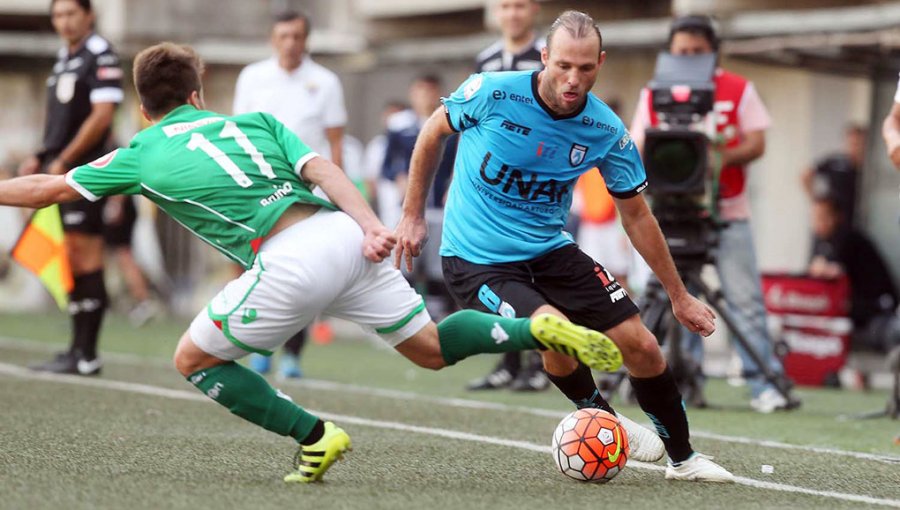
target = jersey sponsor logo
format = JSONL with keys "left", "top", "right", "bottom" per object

{"left": 618, "top": 132, "right": 633, "bottom": 151}
{"left": 610, "top": 288, "right": 628, "bottom": 303}
{"left": 479, "top": 151, "right": 569, "bottom": 204}
{"left": 464, "top": 75, "right": 484, "bottom": 100}
{"left": 56, "top": 72, "right": 76, "bottom": 104}
{"left": 491, "top": 89, "right": 535, "bottom": 105}
{"left": 162, "top": 117, "right": 225, "bottom": 137}
{"left": 581, "top": 116, "right": 618, "bottom": 134}
{"left": 87, "top": 148, "right": 119, "bottom": 168}
{"left": 97, "top": 66, "right": 123, "bottom": 81}
{"left": 500, "top": 119, "right": 531, "bottom": 136}
{"left": 568, "top": 143, "right": 588, "bottom": 166}
{"left": 536, "top": 142, "right": 559, "bottom": 159}
{"left": 260, "top": 182, "right": 293, "bottom": 207}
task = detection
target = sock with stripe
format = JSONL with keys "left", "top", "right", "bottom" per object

{"left": 187, "top": 361, "right": 320, "bottom": 443}
{"left": 630, "top": 367, "right": 693, "bottom": 462}
{"left": 437, "top": 309, "right": 541, "bottom": 366}
{"left": 546, "top": 362, "right": 615, "bottom": 414}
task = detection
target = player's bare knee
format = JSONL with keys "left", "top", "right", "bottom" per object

{"left": 395, "top": 324, "right": 447, "bottom": 371}
{"left": 541, "top": 349, "right": 578, "bottom": 376}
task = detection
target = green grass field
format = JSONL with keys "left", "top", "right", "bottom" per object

{"left": 1, "top": 311, "right": 898, "bottom": 510}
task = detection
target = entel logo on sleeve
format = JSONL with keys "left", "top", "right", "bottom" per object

{"left": 87, "top": 149, "right": 119, "bottom": 168}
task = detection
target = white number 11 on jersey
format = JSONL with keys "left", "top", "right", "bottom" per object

{"left": 187, "top": 120, "right": 276, "bottom": 188}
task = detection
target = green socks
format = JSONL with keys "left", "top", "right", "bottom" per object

{"left": 437, "top": 309, "right": 540, "bottom": 366}
{"left": 188, "top": 361, "right": 319, "bottom": 443}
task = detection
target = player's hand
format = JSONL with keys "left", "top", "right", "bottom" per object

{"left": 671, "top": 293, "right": 716, "bottom": 337}
{"left": 393, "top": 214, "right": 427, "bottom": 272}
{"left": 17, "top": 156, "right": 40, "bottom": 176}
{"left": 362, "top": 224, "right": 396, "bottom": 263}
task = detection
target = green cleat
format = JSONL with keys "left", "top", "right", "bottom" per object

{"left": 530, "top": 313, "right": 623, "bottom": 372}
{"left": 284, "top": 422, "right": 352, "bottom": 483}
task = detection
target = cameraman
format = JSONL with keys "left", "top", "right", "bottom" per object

{"left": 630, "top": 15, "right": 791, "bottom": 413}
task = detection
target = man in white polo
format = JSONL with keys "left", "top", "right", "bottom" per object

{"left": 233, "top": 9, "right": 347, "bottom": 378}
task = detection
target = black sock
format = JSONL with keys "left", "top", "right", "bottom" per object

{"left": 547, "top": 363, "right": 615, "bottom": 414}
{"left": 498, "top": 352, "right": 521, "bottom": 374}
{"left": 299, "top": 419, "right": 325, "bottom": 445}
{"left": 630, "top": 367, "right": 693, "bottom": 463}
{"left": 283, "top": 328, "right": 308, "bottom": 357}
{"left": 69, "top": 270, "right": 107, "bottom": 360}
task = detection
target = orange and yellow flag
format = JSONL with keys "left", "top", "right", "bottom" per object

{"left": 11, "top": 205, "right": 73, "bottom": 310}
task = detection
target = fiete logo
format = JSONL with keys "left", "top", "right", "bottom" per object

{"left": 500, "top": 119, "right": 531, "bottom": 136}
{"left": 479, "top": 152, "right": 570, "bottom": 204}
{"left": 260, "top": 182, "right": 293, "bottom": 207}
{"left": 491, "top": 323, "right": 510, "bottom": 345}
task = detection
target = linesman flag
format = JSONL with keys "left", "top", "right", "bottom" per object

{"left": 11, "top": 205, "right": 73, "bottom": 310}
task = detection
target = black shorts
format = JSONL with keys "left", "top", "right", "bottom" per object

{"left": 60, "top": 197, "right": 107, "bottom": 235}
{"left": 441, "top": 244, "right": 639, "bottom": 332}
{"left": 103, "top": 196, "right": 137, "bottom": 247}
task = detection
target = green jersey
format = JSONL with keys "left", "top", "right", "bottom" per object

{"left": 67, "top": 105, "right": 337, "bottom": 268}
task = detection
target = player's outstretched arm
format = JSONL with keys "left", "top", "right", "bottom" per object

{"left": 0, "top": 174, "right": 82, "bottom": 209}
{"left": 394, "top": 106, "right": 455, "bottom": 271}
{"left": 882, "top": 102, "right": 900, "bottom": 170}
{"left": 300, "top": 156, "right": 395, "bottom": 262}
{"left": 614, "top": 193, "right": 716, "bottom": 337}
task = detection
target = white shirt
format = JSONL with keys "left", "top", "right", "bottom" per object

{"left": 233, "top": 56, "right": 347, "bottom": 159}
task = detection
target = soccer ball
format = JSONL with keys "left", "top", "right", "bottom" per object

{"left": 551, "top": 408, "right": 629, "bottom": 482}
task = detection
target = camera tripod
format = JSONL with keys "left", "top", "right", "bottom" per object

{"left": 638, "top": 258, "right": 800, "bottom": 410}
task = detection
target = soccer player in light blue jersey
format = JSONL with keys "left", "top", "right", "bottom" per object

{"left": 396, "top": 10, "right": 733, "bottom": 482}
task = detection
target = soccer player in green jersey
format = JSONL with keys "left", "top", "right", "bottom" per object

{"left": 0, "top": 42, "right": 625, "bottom": 483}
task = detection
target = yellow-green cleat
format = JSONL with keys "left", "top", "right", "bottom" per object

{"left": 530, "top": 313, "right": 623, "bottom": 372}
{"left": 284, "top": 421, "right": 351, "bottom": 483}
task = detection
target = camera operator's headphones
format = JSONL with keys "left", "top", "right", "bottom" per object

{"left": 668, "top": 15, "right": 720, "bottom": 51}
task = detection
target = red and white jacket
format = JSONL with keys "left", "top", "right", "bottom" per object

{"left": 630, "top": 69, "right": 771, "bottom": 221}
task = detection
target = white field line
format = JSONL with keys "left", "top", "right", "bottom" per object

{"left": 3, "top": 335, "right": 899, "bottom": 466}
{"left": 0, "top": 362, "right": 898, "bottom": 508}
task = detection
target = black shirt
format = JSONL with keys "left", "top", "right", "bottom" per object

{"left": 475, "top": 37, "right": 544, "bottom": 73}
{"left": 812, "top": 228, "right": 898, "bottom": 326}
{"left": 41, "top": 33, "right": 122, "bottom": 165}
{"left": 811, "top": 153, "right": 859, "bottom": 226}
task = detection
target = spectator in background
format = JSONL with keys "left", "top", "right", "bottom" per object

{"left": 381, "top": 76, "right": 446, "bottom": 228}
{"left": 631, "top": 15, "right": 792, "bottom": 413}
{"left": 19, "top": 0, "right": 122, "bottom": 375}
{"left": 809, "top": 198, "right": 900, "bottom": 355}
{"left": 467, "top": 0, "right": 548, "bottom": 393}
{"left": 802, "top": 124, "right": 866, "bottom": 227}
{"left": 233, "top": 9, "right": 347, "bottom": 379}
{"left": 382, "top": 75, "right": 455, "bottom": 321}
{"left": 367, "top": 100, "right": 406, "bottom": 214}
{"left": 573, "top": 172, "right": 632, "bottom": 286}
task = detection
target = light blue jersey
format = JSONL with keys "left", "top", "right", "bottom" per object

{"left": 440, "top": 71, "right": 647, "bottom": 264}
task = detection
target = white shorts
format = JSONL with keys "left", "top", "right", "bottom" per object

{"left": 576, "top": 221, "right": 631, "bottom": 277}
{"left": 190, "top": 209, "right": 431, "bottom": 360}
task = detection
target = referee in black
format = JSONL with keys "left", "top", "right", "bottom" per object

{"left": 465, "top": 0, "right": 548, "bottom": 392}
{"left": 18, "top": 0, "right": 122, "bottom": 375}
